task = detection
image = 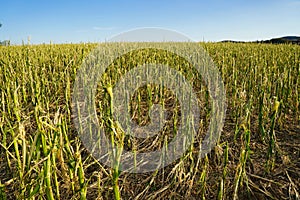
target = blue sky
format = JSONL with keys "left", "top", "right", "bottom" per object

{"left": 0, "top": 0, "right": 299, "bottom": 44}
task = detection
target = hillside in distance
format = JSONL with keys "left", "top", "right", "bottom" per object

{"left": 221, "top": 36, "right": 300, "bottom": 44}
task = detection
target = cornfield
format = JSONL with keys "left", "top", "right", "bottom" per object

{"left": 0, "top": 42, "right": 299, "bottom": 199}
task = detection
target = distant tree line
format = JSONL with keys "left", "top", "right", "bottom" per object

{"left": 0, "top": 40, "right": 10, "bottom": 46}
{"left": 221, "top": 36, "right": 300, "bottom": 45}
{"left": 0, "top": 22, "right": 10, "bottom": 46}
{"left": 264, "top": 37, "right": 300, "bottom": 45}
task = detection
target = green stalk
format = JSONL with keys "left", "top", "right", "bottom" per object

{"left": 266, "top": 100, "right": 280, "bottom": 172}
{"left": 0, "top": 181, "right": 7, "bottom": 200}
{"left": 218, "top": 142, "right": 228, "bottom": 200}
{"left": 233, "top": 124, "right": 251, "bottom": 200}
{"left": 106, "top": 85, "right": 121, "bottom": 200}
{"left": 78, "top": 154, "right": 87, "bottom": 200}
{"left": 258, "top": 90, "right": 265, "bottom": 142}
{"left": 44, "top": 157, "right": 54, "bottom": 200}
{"left": 198, "top": 156, "right": 208, "bottom": 198}
{"left": 51, "top": 138, "right": 60, "bottom": 199}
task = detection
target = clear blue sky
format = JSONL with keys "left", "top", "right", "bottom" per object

{"left": 0, "top": 0, "right": 299, "bottom": 44}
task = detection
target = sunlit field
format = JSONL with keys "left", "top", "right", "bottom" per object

{"left": 0, "top": 42, "right": 299, "bottom": 199}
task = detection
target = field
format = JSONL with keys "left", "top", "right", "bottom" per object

{"left": 0, "top": 42, "right": 299, "bottom": 199}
